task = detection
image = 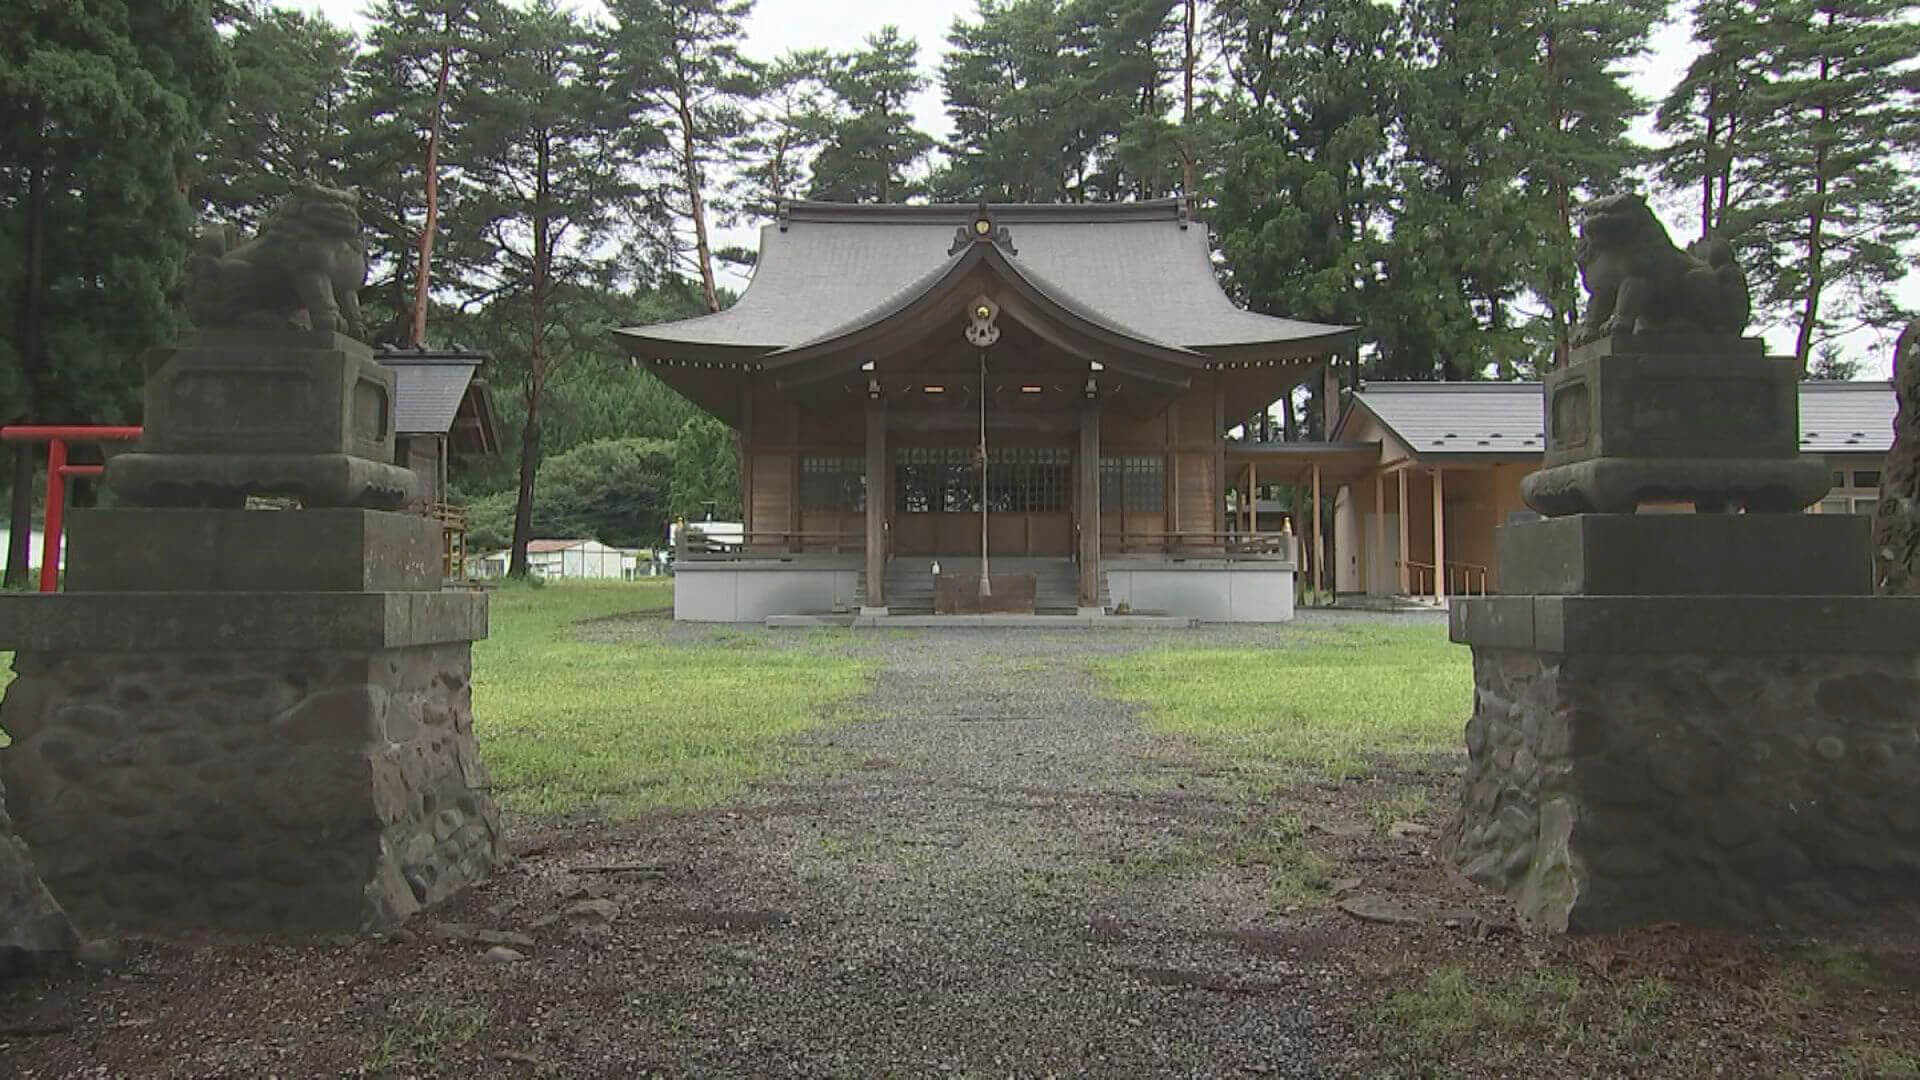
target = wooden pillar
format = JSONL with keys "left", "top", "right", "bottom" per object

{"left": 1396, "top": 468, "right": 1411, "bottom": 595}
{"left": 1249, "top": 460, "right": 1259, "bottom": 535}
{"left": 864, "top": 402, "right": 887, "bottom": 610}
{"left": 1432, "top": 466, "right": 1447, "bottom": 604}
{"left": 1311, "top": 461, "right": 1324, "bottom": 604}
{"left": 1322, "top": 357, "right": 1341, "bottom": 438}
{"left": 1371, "top": 470, "right": 1385, "bottom": 596}
{"left": 1078, "top": 401, "right": 1101, "bottom": 609}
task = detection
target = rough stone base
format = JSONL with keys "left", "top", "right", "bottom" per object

{"left": 1444, "top": 647, "right": 1920, "bottom": 932}
{"left": 0, "top": 770, "right": 78, "bottom": 976}
{"left": 0, "top": 643, "right": 505, "bottom": 934}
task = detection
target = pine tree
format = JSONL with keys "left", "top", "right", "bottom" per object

{"left": 0, "top": 0, "right": 229, "bottom": 585}
{"left": 731, "top": 50, "right": 835, "bottom": 218}
{"left": 1518, "top": 0, "right": 1663, "bottom": 368}
{"left": 459, "top": 0, "right": 644, "bottom": 577}
{"left": 936, "top": 0, "right": 1182, "bottom": 202}
{"left": 607, "top": 0, "right": 759, "bottom": 313}
{"left": 1655, "top": 0, "right": 1774, "bottom": 242}
{"left": 198, "top": 2, "right": 357, "bottom": 228}
{"left": 808, "top": 28, "right": 936, "bottom": 203}
{"left": 1746, "top": 0, "right": 1920, "bottom": 371}
{"left": 1207, "top": 0, "right": 1400, "bottom": 337}
{"left": 1375, "top": 0, "right": 1543, "bottom": 379}
{"left": 350, "top": 0, "right": 504, "bottom": 345}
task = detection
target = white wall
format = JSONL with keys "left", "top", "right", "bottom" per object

{"left": 674, "top": 561, "right": 864, "bottom": 622}
{"left": 1104, "top": 558, "right": 1297, "bottom": 622}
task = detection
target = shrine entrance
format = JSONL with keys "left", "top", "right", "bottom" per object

{"left": 891, "top": 443, "right": 1075, "bottom": 557}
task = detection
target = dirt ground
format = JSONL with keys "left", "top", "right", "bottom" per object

{"left": 5, "top": 623, "right": 1920, "bottom": 1078}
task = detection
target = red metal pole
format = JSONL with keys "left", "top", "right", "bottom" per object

{"left": 39, "top": 438, "right": 66, "bottom": 593}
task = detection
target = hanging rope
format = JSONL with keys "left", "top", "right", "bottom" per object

{"left": 979, "top": 347, "right": 991, "bottom": 598}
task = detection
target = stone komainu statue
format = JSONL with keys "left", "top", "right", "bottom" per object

{"left": 186, "top": 183, "right": 368, "bottom": 340}
{"left": 1573, "top": 192, "right": 1751, "bottom": 345}
{"left": 1873, "top": 323, "right": 1920, "bottom": 594}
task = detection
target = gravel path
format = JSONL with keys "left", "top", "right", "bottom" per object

{"left": 498, "top": 623, "right": 1414, "bottom": 1078}
{"left": 4, "top": 618, "right": 1459, "bottom": 1079}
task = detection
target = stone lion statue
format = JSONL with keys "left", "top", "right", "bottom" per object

{"left": 1874, "top": 322, "right": 1920, "bottom": 594}
{"left": 1573, "top": 192, "right": 1750, "bottom": 345}
{"left": 187, "top": 183, "right": 368, "bottom": 340}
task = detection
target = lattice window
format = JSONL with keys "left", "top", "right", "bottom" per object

{"left": 987, "top": 447, "right": 1068, "bottom": 512}
{"left": 897, "top": 446, "right": 1071, "bottom": 513}
{"left": 800, "top": 456, "right": 866, "bottom": 512}
{"left": 1100, "top": 455, "right": 1165, "bottom": 512}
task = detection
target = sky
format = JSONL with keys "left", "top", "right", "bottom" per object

{"left": 298, "top": 0, "right": 1910, "bottom": 374}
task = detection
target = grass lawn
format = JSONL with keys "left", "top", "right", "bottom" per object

{"left": 472, "top": 580, "right": 872, "bottom": 815}
{"left": 1091, "top": 621, "right": 1471, "bottom": 778}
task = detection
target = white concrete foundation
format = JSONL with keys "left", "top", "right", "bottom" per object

{"left": 1104, "top": 558, "right": 1297, "bottom": 622}
{"left": 673, "top": 559, "right": 863, "bottom": 622}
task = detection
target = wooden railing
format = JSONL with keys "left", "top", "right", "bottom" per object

{"left": 675, "top": 529, "right": 865, "bottom": 561}
{"left": 414, "top": 500, "right": 468, "bottom": 579}
{"left": 1103, "top": 529, "right": 1296, "bottom": 561}
{"left": 1402, "top": 559, "right": 1491, "bottom": 598}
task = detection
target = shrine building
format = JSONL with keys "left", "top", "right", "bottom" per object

{"left": 618, "top": 199, "right": 1358, "bottom": 622}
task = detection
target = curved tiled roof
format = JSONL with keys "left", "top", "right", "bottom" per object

{"left": 616, "top": 200, "right": 1355, "bottom": 356}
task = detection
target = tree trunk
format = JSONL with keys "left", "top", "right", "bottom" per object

{"left": 410, "top": 27, "right": 453, "bottom": 347}
{"left": 508, "top": 385, "right": 541, "bottom": 578}
{"left": 677, "top": 87, "right": 721, "bottom": 313}
{"left": 6, "top": 103, "right": 49, "bottom": 589}
{"left": 1180, "top": 0, "right": 1198, "bottom": 198}
{"left": 1544, "top": 20, "right": 1572, "bottom": 371}
{"left": 511, "top": 134, "right": 556, "bottom": 579}
{"left": 1793, "top": 51, "right": 1833, "bottom": 376}
{"left": 1701, "top": 82, "right": 1720, "bottom": 240}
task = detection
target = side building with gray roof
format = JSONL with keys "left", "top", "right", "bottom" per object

{"left": 1319, "top": 379, "right": 1894, "bottom": 601}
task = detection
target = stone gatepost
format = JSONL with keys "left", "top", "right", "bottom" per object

{"left": 1444, "top": 333, "right": 1920, "bottom": 933}
{"left": 0, "top": 250, "right": 505, "bottom": 933}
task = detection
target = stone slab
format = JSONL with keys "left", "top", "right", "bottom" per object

{"left": 0, "top": 591, "right": 486, "bottom": 652}
{"left": 66, "top": 508, "right": 443, "bottom": 593}
{"left": 107, "top": 450, "right": 415, "bottom": 510}
{"left": 1542, "top": 347, "right": 1799, "bottom": 468}
{"left": 1497, "top": 514, "right": 1872, "bottom": 596}
{"left": 1453, "top": 595, "right": 1920, "bottom": 654}
{"left": 1521, "top": 455, "right": 1832, "bottom": 515}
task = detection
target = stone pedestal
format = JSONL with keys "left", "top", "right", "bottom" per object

{"left": 106, "top": 329, "right": 416, "bottom": 509}
{"left": 1447, "top": 595, "right": 1920, "bottom": 932}
{"left": 1521, "top": 336, "right": 1829, "bottom": 515}
{"left": 0, "top": 510, "right": 503, "bottom": 935}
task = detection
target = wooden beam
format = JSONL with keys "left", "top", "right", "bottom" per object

{"left": 1432, "top": 466, "right": 1446, "bottom": 605}
{"left": 1078, "top": 402, "right": 1101, "bottom": 609}
{"left": 1397, "top": 468, "right": 1410, "bottom": 595}
{"left": 864, "top": 402, "right": 887, "bottom": 610}
{"left": 1311, "top": 461, "right": 1323, "bottom": 604}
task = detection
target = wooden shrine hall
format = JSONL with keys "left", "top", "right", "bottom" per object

{"left": 618, "top": 199, "right": 1357, "bottom": 622}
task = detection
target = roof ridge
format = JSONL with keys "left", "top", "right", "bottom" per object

{"left": 781, "top": 198, "right": 1186, "bottom": 226}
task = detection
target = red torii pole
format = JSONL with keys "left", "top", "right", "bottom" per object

{"left": 1, "top": 426, "right": 143, "bottom": 593}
